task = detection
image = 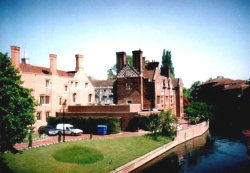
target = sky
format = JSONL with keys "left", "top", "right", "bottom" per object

{"left": 0, "top": 0, "right": 249, "bottom": 87}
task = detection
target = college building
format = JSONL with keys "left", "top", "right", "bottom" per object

{"left": 114, "top": 50, "right": 184, "bottom": 117}
{"left": 10, "top": 46, "right": 95, "bottom": 130}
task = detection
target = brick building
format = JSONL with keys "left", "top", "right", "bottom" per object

{"left": 10, "top": 46, "right": 95, "bottom": 130}
{"left": 113, "top": 50, "right": 184, "bottom": 117}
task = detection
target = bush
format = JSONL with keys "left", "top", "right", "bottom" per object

{"left": 47, "top": 116, "right": 121, "bottom": 134}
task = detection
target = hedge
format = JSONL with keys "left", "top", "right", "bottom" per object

{"left": 47, "top": 116, "right": 121, "bottom": 134}
{"left": 127, "top": 115, "right": 152, "bottom": 131}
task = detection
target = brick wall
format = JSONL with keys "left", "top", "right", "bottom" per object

{"left": 68, "top": 104, "right": 141, "bottom": 113}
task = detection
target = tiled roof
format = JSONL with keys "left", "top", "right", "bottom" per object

{"left": 91, "top": 80, "right": 115, "bottom": 87}
{"left": 19, "top": 64, "right": 75, "bottom": 77}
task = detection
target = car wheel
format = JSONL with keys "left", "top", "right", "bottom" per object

{"left": 58, "top": 131, "right": 62, "bottom": 135}
{"left": 71, "top": 132, "right": 74, "bottom": 136}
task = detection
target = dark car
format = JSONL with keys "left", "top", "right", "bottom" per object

{"left": 38, "top": 125, "right": 58, "bottom": 136}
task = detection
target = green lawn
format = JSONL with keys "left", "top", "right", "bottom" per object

{"left": 1, "top": 135, "right": 171, "bottom": 173}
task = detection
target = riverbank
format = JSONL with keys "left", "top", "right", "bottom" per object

{"left": 111, "top": 121, "right": 209, "bottom": 173}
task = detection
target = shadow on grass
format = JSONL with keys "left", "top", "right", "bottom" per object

{"left": 0, "top": 155, "right": 13, "bottom": 173}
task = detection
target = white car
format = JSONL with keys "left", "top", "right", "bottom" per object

{"left": 56, "top": 124, "right": 83, "bottom": 136}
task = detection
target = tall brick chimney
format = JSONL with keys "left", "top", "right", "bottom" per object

{"left": 132, "top": 50, "right": 144, "bottom": 74}
{"left": 116, "top": 51, "right": 126, "bottom": 74}
{"left": 75, "top": 54, "right": 84, "bottom": 72}
{"left": 11, "top": 46, "right": 20, "bottom": 69}
{"left": 49, "top": 54, "right": 57, "bottom": 75}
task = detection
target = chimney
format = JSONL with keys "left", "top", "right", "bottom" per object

{"left": 75, "top": 54, "right": 84, "bottom": 71}
{"left": 132, "top": 50, "right": 144, "bottom": 73}
{"left": 116, "top": 51, "right": 126, "bottom": 73}
{"left": 49, "top": 54, "right": 57, "bottom": 75}
{"left": 11, "top": 46, "right": 20, "bottom": 69}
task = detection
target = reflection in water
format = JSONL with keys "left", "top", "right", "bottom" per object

{"left": 132, "top": 131, "right": 250, "bottom": 173}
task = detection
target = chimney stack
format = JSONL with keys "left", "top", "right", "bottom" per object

{"left": 132, "top": 50, "right": 144, "bottom": 74}
{"left": 116, "top": 51, "right": 127, "bottom": 74}
{"left": 11, "top": 46, "right": 20, "bottom": 69}
{"left": 75, "top": 54, "right": 84, "bottom": 72}
{"left": 49, "top": 54, "right": 57, "bottom": 75}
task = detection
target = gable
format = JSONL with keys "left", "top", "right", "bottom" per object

{"left": 117, "top": 65, "right": 140, "bottom": 78}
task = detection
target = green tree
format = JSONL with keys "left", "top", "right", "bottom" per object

{"left": 147, "top": 114, "right": 161, "bottom": 136}
{"left": 126, "top": 55, "right": 133, "bottom": 66}
{"left": 185, "top": 102, "right": 213, "bottom": 124}
{"left": 107, "top": 55, "right": 133, "bottom": 79}
{"left": 183, "top": 87, "right": 191, "bottom": 100}
{"left": 160, "top": 49, "right": 175, "bottom": 78}
{"left": 160, "top": 109, "right": 178, "bottom": 137}
{"left": 147, "top": 109, "right": 178, "bottom": 138}
{"left": 0, "top": 52, "right": 35, "bottom": 153}
{"left": 189, "top": 81, "right": 201, "bottom": 102}
{"left": 107, "top": 64, "right": 117, "bottom": 80}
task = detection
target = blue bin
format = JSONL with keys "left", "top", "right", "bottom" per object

{"left": 97, "top": 125, "right": 107, "bottom": 135}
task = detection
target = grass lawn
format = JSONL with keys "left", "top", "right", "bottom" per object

{"left": 1, "top": 135, "right": 171, "bottom": 173}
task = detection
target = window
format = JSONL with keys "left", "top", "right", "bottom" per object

{"left": 46, "top": 111, "right": 50, "bottom": 121}
{"left": 75, "top": 82, "right": 78, "bottom": 88}
{"left": 45, "top": 96, "right": 50, "bottom": 104}
{"left": 71, "top": 81, "right": 74, "bottom": 88}
{"left": 37, "top": 112, "right": 41, "bottom": 120}
{"left": 85, "top": 82, "right": 88, "bottom": 88}
{"left": 157, "top": 96, "right": 160, "bottom": 104}
{"left": 40, "top": 95, "right": 44, "bottom": 105}
{"left": 45, "top": 80, "right": 50, "bottom": 88}
{"left": 64, "top": 85, "right": 68, "bottom": 92}
{"left": 73, "top": 93, "right": 77, "bottom": 103}
{"left": 40, "top": 95, "right": 50, "bottom": 104}
{"left": 88, "top": 94, "right": 92, "bottom": 102}
{"left": 59, "top": 97, "right": 62, "bottom": 105}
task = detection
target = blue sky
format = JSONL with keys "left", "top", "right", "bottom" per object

{"left": 0, "top": 0, "right": 249, "bottom": 87}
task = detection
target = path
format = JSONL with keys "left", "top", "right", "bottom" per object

{"left": 14, "top": 130, "right": 149, "bottom": 150}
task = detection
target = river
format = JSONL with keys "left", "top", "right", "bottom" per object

{"left": 132, "top": 130, "right": 250, "bottom": 173}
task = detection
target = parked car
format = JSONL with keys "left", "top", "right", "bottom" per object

{"left": 56, "top": 124, "right": 83, "bottom": 136}
{"left": 38, "top": 125, "right": 58, "bottom": 136}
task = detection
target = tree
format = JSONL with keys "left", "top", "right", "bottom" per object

{"left": 147, "top": 109, "right": 178, "bottom": 138}
{"left": 0, "top": 52, "right": 35, "bottom": 153}
{"left": 147, "top": 114, "right": 161, "bottom": 137}
{"left": 107, "top": 64, "right": 117, "bottom": 80}
{"left": 107, "top": 55, "right": 133, "bottom": 80}
{"left": 126, "top": 55, "right": 133, "bottom": 66}
{"left": 160, "top": 109, "right": 178, "bottom": 137}
{"left": 189, "top": 81, "right": 201, "bottom": 102}
{"left": 160, "top": 49, "right": 175, "bottom": 78}
{"left": 185, "top": 101, "right": 213, "bottom": 124}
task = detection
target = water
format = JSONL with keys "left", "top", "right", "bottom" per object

{"left": 132, "top": 131, "right": 250, "bottom": 173}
